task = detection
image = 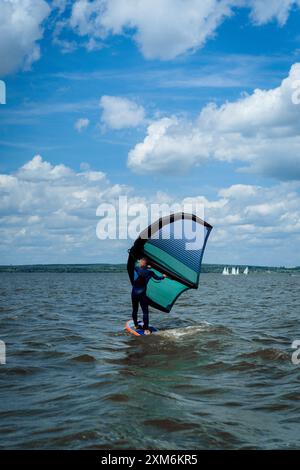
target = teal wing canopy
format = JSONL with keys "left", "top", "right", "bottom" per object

{"left": 127, "top": 213, "right": 212, "bottom": 313}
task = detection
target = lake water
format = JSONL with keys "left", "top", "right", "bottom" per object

{"left": 0, "top": 271, "right": 299, "bottom": 449}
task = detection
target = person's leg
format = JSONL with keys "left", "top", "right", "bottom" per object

{"left": 140, "top": 294, "right": 149, "bottom": 330}
{"left": 131, "top": 292, "right": 139, "bottom": 327}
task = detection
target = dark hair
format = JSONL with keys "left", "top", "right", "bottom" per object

{"left": 140, "top": 256, "right": 149, "bottom": 263}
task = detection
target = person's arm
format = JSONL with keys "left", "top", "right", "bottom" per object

{"left": 151, "top": 271, "right": 166, "bottom": 281}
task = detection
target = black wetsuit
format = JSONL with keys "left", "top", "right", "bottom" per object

{"left": 131, "top": 266, "right": 164, "bottom": 329}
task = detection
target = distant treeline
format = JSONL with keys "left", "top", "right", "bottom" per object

{"left": 0, "top": 264, "right": 299, "bottom": 273}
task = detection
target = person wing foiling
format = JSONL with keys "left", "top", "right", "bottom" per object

{"left": 127, "top": 213, "right": 213, "bottom": 336}
{"left": 131, "top": 257, "right": 166, "bottom": 335}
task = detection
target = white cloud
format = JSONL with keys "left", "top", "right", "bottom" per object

{"left": 67, "top": 0, "right": 300, "bottom": 60}
{"left": 69, "top": 0, "right": 233, "bottom": 60}
{"left": 0, "top": 155, "right": 132, "bottom": 263}
{"left": 100, "top": 95, "right": 145, "bottom": 129}
{"left": 128, "top": 117, "right": 208, "bottom": 173}
{"left": 0, "top": 155, "right": 112, "bottom": 218}
{"left": 1, "top": 157, "right": 300, "bottom": 265}
{"left": 19, "top": 154, "right": 72, "bottom": 181}
{"left": 0, "top": 0, "right": 50, "bottom": 76}
{"left": 249, "top": 0, "right": 300, "bottom": 26}
{"left": 183, "top": 182, "right": 300, "bottom": 266}
{"left": 2, "top": 0, "right": 300, "bottom": 74}
{"left": 101, "top": 0, "right": 233, "bottom": 60}
{"left": 75, "top": 117, "right": 90, "bottom": 132}
{"left": 128, "top": 63, "right": 300, "bottom": 181}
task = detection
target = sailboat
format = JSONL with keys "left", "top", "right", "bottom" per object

{"left": 243, "top": 267, "right": 249, "bottom": 275}
{"left": 222, "top": 267, "right": 229, "bottom": 275}
{"left": 236, "top": 267, "right": 239, "bottom": 275}
{"left": 231, "top": 267, "right": 236, "bottom": 275}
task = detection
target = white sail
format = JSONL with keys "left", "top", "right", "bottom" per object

{"left": 236, "top": 267, "right": 239, "bottom": 275}
{"left": 222, "top": 267, "right": 229, "bottom": 275}
{"left": 231, "top": 267, "right": 235, "bottom": 275}
{"left": 243, "top": 267, "right": 249, "bottom": 275}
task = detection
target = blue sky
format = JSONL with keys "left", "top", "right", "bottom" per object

{"left": 1, "top": 0, "right": 300, "bottom": 266}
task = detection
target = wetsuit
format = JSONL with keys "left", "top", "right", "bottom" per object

{"left": 132, "top": 266, "right": 164, "bottom": 329}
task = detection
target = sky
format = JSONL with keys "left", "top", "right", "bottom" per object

{"left": 1, "top": 0, "right": 300, "bottom": 267}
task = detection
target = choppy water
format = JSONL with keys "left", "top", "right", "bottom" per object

{"left": 0, "top": 272, "right": 300, "bottom": 449}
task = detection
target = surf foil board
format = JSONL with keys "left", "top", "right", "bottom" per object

{"left": 125, "top": 320, "right": 158, "bottom": 336}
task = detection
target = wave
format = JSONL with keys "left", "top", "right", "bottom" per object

{"left": 71, "top": 354, "right": 96, "bottom": 363}
{"left": 143, "top": 418, "right": 199, "bottom": 432}
{"left": 104, "top": 393, "right": 129, "bottom": 403}
{"left": 157, "top": 323, "right": 211, "bottom": 339}
{"left": 240, "top": 348, "right": 289, "bottom": 361}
